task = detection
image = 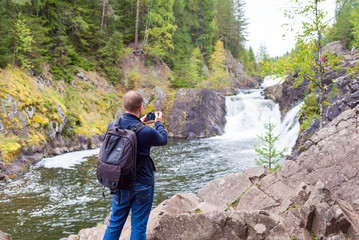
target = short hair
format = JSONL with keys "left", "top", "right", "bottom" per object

{"left": 123, "top": 91, "right": 143, "bottom": 112}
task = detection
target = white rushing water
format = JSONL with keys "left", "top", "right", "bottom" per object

{"left": 37, "top": 148, "right": 100, "bottom": 169}
{"left": 219, "top": 79, "right": 302, "bottom": 155}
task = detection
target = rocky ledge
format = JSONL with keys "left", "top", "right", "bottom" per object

{"left": 0, "top": 134, "right": 103, "bottom": 183}
{"left": 69, "top": 103, "right": 359, "bottom": 239}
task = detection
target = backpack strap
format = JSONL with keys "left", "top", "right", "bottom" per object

{"left": 114, "top": 118, "right": 122, "bottom": 128}
{"left": 128, "top": 122, "right": 146, "bottom": 134}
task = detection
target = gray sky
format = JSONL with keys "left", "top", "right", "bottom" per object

{"left": 244, "top": 0, "right": 337, "bottom": 57}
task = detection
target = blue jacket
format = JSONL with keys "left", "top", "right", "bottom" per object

{"left": 107, "top": 113, "right": 168, "bottom": 186}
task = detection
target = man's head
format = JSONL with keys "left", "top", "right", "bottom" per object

{"left": 123, "top": 91, "right": 143, "bottom": 117}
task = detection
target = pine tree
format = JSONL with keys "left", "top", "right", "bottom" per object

{"left": 254, "top": 122, "right": 287, "bottom": 171}
{"left": 146, "top": 0, "right": 177, "bottom": 59}
{"left": 12, "top": 14, "right": 34, "bottom": 70}
{"left": 0, "top": 0, "right": 13, "bottom": 67}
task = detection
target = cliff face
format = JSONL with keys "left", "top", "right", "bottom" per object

{"left": 166, "top": 88, "right": 226, "bottom": 139}
{"left": 68, "top": 104, "right": 359, "bottom": 240}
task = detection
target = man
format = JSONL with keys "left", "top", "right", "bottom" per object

{"left": 103, "top": 91, "right": 168, "bottom": 240}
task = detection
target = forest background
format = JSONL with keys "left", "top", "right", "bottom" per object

{"left": 0, "top": 0, "right": 258, "bottom": 88}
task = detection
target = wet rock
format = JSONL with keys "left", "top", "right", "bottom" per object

{"left": 264, "top": 78, "right": 309, "bottom": 117}
{"left": 167, "top": 88, "right": 226, "bottom": 139}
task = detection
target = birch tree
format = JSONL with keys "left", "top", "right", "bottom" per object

{"left": 262, "top": 0, "right": 343, "bottom": 129}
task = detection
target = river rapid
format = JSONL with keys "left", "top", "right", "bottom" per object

{"left": 0, "top": 77, "right": 302, "bottom": 239}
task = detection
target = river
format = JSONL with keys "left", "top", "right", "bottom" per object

{"left": 0, "top": 78, "right": 302, "bottom": 240}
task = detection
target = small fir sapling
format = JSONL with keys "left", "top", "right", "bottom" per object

{"left": 254, "top": 121, "right": 288, "bottom": 171}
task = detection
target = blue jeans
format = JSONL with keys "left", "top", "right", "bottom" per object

{"left": 103, "top": 182, "right": 154, "bottom": 240}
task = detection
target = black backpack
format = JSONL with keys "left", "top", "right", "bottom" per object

{"left": 97, "top": 118, "right": 145, "bottom": 193}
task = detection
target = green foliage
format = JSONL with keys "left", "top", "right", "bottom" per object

{"left": 216, "top": 0, "right": 247, "bottom": 58}
{"left": 12, "top": 14, "right": 34, "bottom": 70}
{"left": 0, "top": 0, "right": 249, "bottom": 88}
{"left": 146, "top": 0, "right": 177, "bottom": 59}
{"left": 171, "top": 47, "right": 206, "bottom": 88}
{"left": 241, "top": 47, "right": 258, "bottom": 76}
{"left": 254, "top": 121, "right": 288, "bottom": 171}
{"left": 97, "top": 31, "right": 125, "bottom": 85}
{"left": 299, "top": 93, "right": 320, "bottom": 131}
{"left": 327, "top": 0, "right": 357, "bottom": 49}
{"left": 0, "top": 1, "right": 13, "bottom": 67}
{"left": 208, "top": 40, "right": 229, "bottom": 88}
{"left": 350, "top": 2, "right": 359, "bottom": 48}
{"left": 262, "top": 0, "right": 343, "bottom": 129}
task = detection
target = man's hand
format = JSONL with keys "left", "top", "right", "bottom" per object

{"left": 155, "top": 112, "right": 163, "bottom": 123}
{"left": 140, "top": 115, "right": 150, "bottom": 125}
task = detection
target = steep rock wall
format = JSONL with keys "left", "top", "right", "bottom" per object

{"left": 166, "top": 88, "right": 226, "bottom": 139}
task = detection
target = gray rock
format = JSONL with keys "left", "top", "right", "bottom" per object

{"left": 199, "top": 171, "right": 252, "bottom": 210}
{"left": 236, "top": 186, "right": 279, "bottom": 212}
{"left": 154, "top": 87, "right": 166, "bottom": 111}
{"left": 67, "top": 225, "right": 106, "bottom": 240}
{"left": 243, "top": 166, "right": 270, "bottom": 185}
{"left": 0, "top": 230, "right": 12, "bottom": 240}
{"left": 76, "top": 72, "right": 88, "bottom": 81}
{"left": 167, "top": 88, "right": 226, "bottom": 138}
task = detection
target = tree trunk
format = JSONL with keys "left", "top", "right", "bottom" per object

{"left": 100, "top": 0, "right": 106, "bottom": 31}
{"left": 134, "top": 0, "right": 140, "bottom": 51}
{"left": 315, "top": 0, "right": 324, "bottom": 129}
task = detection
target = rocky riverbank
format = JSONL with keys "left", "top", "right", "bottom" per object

{"left": 68, "top": 102, "right": 359, "bottom": 239}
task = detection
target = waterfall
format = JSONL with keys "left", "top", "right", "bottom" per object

{"left": 223, "top": 89, "right": 281, "bottom": 140}
{"left": 221, "top": 88, "right": 302, "bottom": 154}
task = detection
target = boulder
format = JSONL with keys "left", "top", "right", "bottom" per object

{"left": 67, "top": 226, "right": 106, "bottom": 240}
{"left": 167, "top": 88, "right": 226, "bottom": 139}
{"left": 144, "top": 211, "right": 277, "bottom": 240}
{"left": 0, "top": 230, "right": 12, "bottom": 240}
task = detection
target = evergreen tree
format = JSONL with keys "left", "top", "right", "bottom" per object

{"left": 0, "top": 0, "right": 13, "bottom": 67}
{"left": 328, "top": 0, "right": 358, "bottom": 49}
{"left": 146, "top": 0, "right": 177, "bottom": 59}
{"left": 350, "top": 2, "right": 359, "bottom": 48}
{"left": 254, "top": 121, "right": 287, "bottom": 171}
